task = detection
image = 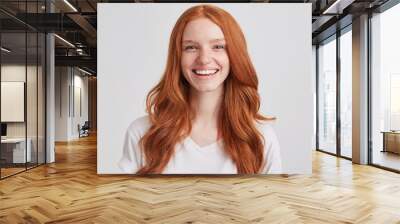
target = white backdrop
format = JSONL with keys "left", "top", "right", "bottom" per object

{"left": 98, "top": 3, "right": 313, "bottom": 174}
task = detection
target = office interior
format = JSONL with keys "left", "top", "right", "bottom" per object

{"left": 0, "top": 0, "right": 399, "bottom": 222}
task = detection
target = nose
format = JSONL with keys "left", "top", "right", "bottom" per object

{"left": 196, "top": 48, "right": 212, "bottom": 65}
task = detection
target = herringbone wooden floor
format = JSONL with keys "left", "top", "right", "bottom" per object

{"left": 1, "top": 134, "right": 400, "bottom": 224}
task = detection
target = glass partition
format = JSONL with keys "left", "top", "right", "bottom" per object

{"left": 317, "top": 36, "right": 337, "bottom": 155}
{"left": 0, "top": 1, "right": 46, "bottom": 179}
{"left": 1, "top": 31, "right": 28, "bottom": 177}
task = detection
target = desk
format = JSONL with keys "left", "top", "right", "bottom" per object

{"left": 382, "top": 131, "right": 400, "bottom": 154}
{"left": 1, "top": 138, "right": 31, "bottom": 163}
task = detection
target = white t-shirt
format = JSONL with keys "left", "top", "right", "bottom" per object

{"left": 119, "top": 116, "right": 282, "bottom": 174}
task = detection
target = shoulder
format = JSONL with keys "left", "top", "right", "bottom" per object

{"left": 120, "top": 116, "right": 150, "bottom": 173}
{"left": 255, "top": 120, "right": 278, "bottom": 144}
{"left": 256, "top": 120, "right": 282, "bottom": 174}
{"left": 126, "top": 115, "right": 152, "bottom": 138}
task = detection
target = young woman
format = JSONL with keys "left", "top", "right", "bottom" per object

{"left": 119, "top": 4, "right": 282, "bottom": 174}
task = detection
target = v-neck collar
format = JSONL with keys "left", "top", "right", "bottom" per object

{"left": 185, "top": 136, "right": 223, "bottom": 150}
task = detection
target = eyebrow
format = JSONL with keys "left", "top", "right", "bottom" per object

{"left": 182, "top": 38, "right": 226, "bottom": 44}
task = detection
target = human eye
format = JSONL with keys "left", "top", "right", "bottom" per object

{"left": 213, "top": 44, "right": 226, "bottom": 50}
{"left": 183, "top": 45, "right": 197, "bottom": 51}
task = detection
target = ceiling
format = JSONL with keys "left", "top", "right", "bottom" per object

{"left": 0, "top": 0, "right": 392, "bottom": 75}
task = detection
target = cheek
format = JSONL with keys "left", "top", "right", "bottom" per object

{"left": 221, "top": 55, "right": 230, "bottom": 81}
{"left": 218, "top": 54, "right": 230, "bottom": 73}
{"left": 181, "top": 54, "right": 196, "bottom": 69}
{"left": 180, "top": 56, "right": 190, "bottom": 78}
{"left": 181, "top": 55, "right": 194, "bottom": 81}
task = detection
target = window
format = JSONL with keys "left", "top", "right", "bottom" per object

{"left": 371, "top": 2, "right": 400, "bottom": 171}
{"left": 318, "top": 37, "right": 337, "bottom": 155}
{"left": 340, "top": 29, "right": 352, "bottom": 158}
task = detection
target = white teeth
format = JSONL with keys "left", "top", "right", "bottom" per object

{"left": 194, "top": 69, "right": 218, "bottom": 75}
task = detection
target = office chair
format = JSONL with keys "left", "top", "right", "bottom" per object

{"left": 79, "top": 121, "right": 90, "bottom": 138}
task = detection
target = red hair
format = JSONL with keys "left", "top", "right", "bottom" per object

{"left": 137, "top": 4, "right": 273, "bottom": 174}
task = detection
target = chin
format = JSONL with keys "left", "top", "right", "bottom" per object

{"left": 193, "top": 84, "right": 222, "bottom": 93}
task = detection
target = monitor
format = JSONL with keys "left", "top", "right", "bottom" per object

{"left": 1, "top": 123, "right": 7, "bottom": 137}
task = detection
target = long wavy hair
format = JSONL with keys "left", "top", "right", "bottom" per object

{"left": 137, "top": 4, "right": 273, "bottom": 174}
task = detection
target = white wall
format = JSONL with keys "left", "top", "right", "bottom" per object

{"left": 55, "top": 67, "right": 89, "bottom": 141}
{"left": 98, "top": 3, "right": 313, "bottom": 174}
{"left": 72, "top": 72, "right": 89, "bottom": 138}
{"left": 55, "top": 66, "right": 69, "bottom": 141}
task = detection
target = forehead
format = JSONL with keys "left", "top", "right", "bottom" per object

{"left": 182, "top": 18, "right": 225, "bottom": 41}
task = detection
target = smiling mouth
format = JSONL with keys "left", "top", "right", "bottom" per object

{"left": 192, "top": 69, "right": 219, "bottom": 76}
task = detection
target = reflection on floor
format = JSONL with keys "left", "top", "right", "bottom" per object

{"left": 341, "top": 147, "right": 352, "bottom": 158}
{"left": 0, "top": 167, "right": 25, "bottom": 178}
{"left": 373, "top": 150, "right": 400, "bottom": 171}
{"left": 0, "top": 163, "right": 39, "bottom": 178}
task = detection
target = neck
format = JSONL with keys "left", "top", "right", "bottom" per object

{"left": 190, "top": 87, "right": 223, "bottom": 123}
